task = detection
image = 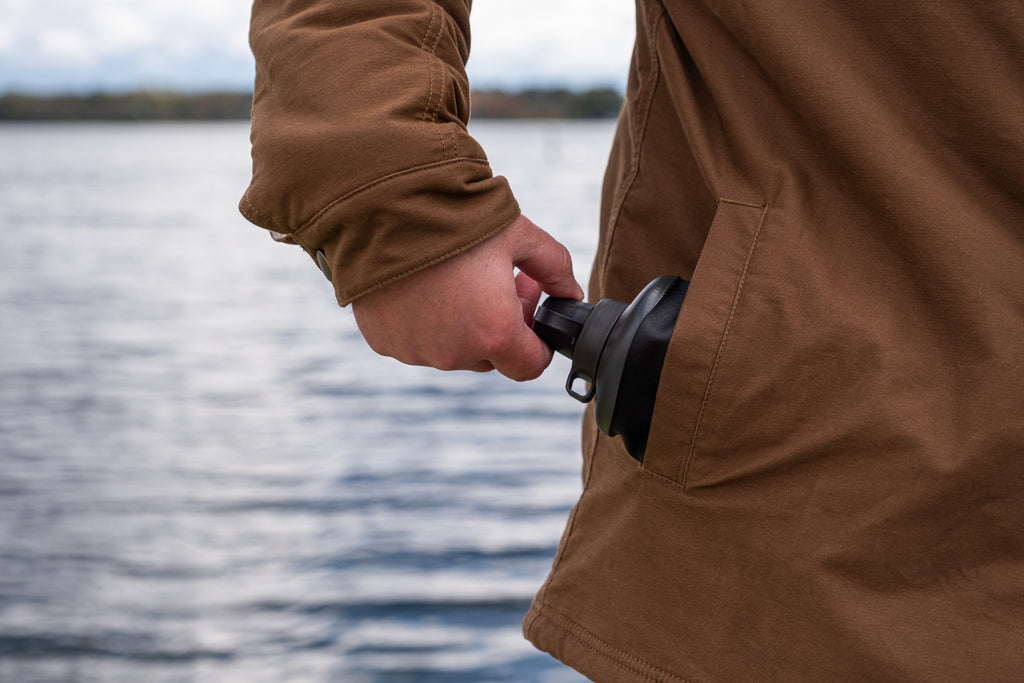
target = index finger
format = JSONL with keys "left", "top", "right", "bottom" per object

{"left": 506, "top": 217, "right": 584, "bottom": 300}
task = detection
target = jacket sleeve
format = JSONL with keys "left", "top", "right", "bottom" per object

{"left": 239, "top": 0, "right": 520, "bottom": 305}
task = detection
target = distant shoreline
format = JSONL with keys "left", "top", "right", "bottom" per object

{"left": 0, "top": 88, "right": 623, "bottom": 121}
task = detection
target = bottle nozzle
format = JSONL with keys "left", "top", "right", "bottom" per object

{"left": 532, "top": 297, "right": 593, "bottom": 359}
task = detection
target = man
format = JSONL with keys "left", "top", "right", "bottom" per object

{"left": 242, "top": 1, "right": 1024, "bottom": 680}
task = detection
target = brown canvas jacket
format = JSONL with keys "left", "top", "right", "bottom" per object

{"left": 242, "top": 1, "right": 1024, "bottom": 680}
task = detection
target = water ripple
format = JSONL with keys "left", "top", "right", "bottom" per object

{"left": 0, "top": 120, "right": 609, "bottom": 682}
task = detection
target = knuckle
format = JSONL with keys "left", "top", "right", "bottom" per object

{"left": 557, "top": 243, "right": 574, "bottom": 273}
{"left": 435, "top": 352, "right": 463, "bottom": 372}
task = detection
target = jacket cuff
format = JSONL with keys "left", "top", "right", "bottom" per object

{"left": 241, "top": 157, "right": 520, "bottom": 306}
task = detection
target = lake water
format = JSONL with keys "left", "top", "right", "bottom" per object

{"left": 0, "top": 120, "right": 615, "bottom": 682}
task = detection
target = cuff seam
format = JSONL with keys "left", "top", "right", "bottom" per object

{"left": 295, "top": 156, "right": 491, "bottom": 241}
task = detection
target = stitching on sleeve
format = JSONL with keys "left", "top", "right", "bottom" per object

{"left": 240, "top": 196, "right": 287, "bottom": 233}
{"left": 422, "top": 14, "right": 438, "bottom": 122}
{"left": 246, "top": 159, "right": 489, "bottom": 240}
{"left": 291, "top": 156, "right": 491, "bottom": 237}
{"left": 435, "top": 66, "right": 451, "bottom": 158}
{"left": 420, "top": 3, "right": 451, "bottom": 158}
{"left": 421, "top": 4, "right": 445, "bottom": 120}
{"left": 418, "top": 3, "right": 438, "bottom": 50}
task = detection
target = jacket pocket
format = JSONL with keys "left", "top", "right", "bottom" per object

{"left": 642, "top": 198, "right": 767, "bottom": 488}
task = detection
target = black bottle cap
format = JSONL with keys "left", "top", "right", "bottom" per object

{"left": 533, "top": 297, "right": 593, "bottom": 359}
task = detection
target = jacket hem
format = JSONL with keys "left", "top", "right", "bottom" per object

{"left": 524, "top": 604, "right": 694, "bottom": 683}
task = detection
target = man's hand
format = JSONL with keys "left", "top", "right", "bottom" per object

{"left": 351, "top": 214, "right": 584, "bottom": 381}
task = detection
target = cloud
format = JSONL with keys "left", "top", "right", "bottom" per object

{"left": 0, "top": 0, "right": 635, "bottom": 93}
{"left": 37, "top": 27, "right": 97, "bottom": 65}
{"left": 0, "top": 0, "right": 252, "bottom": 91}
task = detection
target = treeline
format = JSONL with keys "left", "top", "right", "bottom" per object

{"left": 0, "top": 88, "right": 623, "bottom": 121}
{"left": 0, "top": 91, "right": 254, "bottom": 121}
{"left": 470, "top": 88, "right": 623, "bottom": 119}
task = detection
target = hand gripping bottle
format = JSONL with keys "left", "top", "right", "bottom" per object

{"left": 533, "top": 277, "right": 688, "bottom": 462}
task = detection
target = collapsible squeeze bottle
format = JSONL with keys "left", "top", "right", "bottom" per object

{"left": 533, "top": 276, "right": 689, "bottom": 462}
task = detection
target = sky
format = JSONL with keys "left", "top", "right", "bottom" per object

{"left": 0, "top": 0, "right": 637, "bottom": 93}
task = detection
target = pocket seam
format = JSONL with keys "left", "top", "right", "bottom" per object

{"left": 681, "top": 199, "right": 768, "bottom": 488}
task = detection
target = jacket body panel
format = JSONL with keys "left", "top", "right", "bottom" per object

{"left": 527, "top": 0, "right": 1024, "bottom": 680}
